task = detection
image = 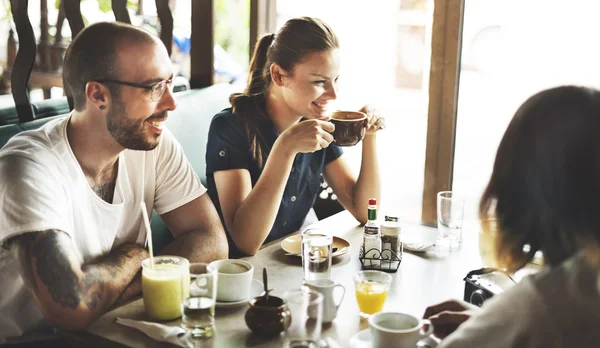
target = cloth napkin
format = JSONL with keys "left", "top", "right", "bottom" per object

{"left": 115, "top": 318, "right": 196, "bottom": 347}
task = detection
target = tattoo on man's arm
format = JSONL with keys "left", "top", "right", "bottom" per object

{"left": 101, "top": 246, "right": 137, "bottom": 279}
{"left": 10, "top": 233, "right": 39, "bottom": 292}
{"left": 12, "top": 230, "right": 142, "bottom": 312}
{"left": 32, "top": 231, "right": 88, "bottom": 309}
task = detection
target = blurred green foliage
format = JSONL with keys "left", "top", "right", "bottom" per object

{"left": 215, "top": 0, "right": 249, "bottom": 67}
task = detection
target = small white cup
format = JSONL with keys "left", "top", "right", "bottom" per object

{"left": 369, "top": 312, "right": 434, "bottom": 348}
{"left": 208, "top": 259, "right": 253, "bottom": 302}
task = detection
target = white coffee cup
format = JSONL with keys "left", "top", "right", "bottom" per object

{"left": 303, "top": 279, "right": 345, "bottom": 323}
{"left": 207, "top": 259, "right": 253, "bottom": 302}
{"left": 369, "top": 312, "right": 434, "bottom": 348}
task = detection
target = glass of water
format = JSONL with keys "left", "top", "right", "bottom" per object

{"left": 301, "top": 228, "right": 333, "bottom": 281}
{"left": 181, "top": 263, "right": 217, "bottom": 339}
{"left": 283, "top": 288, "right": 323, "bottom": 348}
{"left": 436, "top": 191, "right": 465, "bottom": 250}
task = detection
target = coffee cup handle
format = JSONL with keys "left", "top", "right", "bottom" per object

{"left": 334, "top": 284, "right": 346, "bottom": 309}
{"left": 420, "top": 319, "right": 434, "bottom": 338}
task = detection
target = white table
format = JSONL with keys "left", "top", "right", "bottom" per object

{"left": 72, "top": 211, "right": 483, "bottom": 347}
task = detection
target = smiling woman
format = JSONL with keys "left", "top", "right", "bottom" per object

{"left": 205, "top": 16, "right": 383, "bottom": 258}
{"left": 275, "top": 1, "right": 435, "bottom": 222}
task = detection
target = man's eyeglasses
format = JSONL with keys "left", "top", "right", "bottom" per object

{"left": 96, "top": 74, "right": 174, "bottom": 102}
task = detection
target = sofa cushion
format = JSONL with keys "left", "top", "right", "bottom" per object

{"left": 164, "top": 83, "right": 233, "bottom": 186}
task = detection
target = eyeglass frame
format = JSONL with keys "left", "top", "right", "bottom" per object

{"left": 95, "top": 73, "right": 174, "bottom": 101}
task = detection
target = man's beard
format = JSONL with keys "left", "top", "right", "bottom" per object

{"left": 106, "top": 98, "right": 164, "bottom": 151}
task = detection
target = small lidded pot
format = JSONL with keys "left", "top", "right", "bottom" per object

{"left": 245, "top": 295, "right": 291, "bottom": 337}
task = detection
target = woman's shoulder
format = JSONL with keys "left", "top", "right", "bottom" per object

{"left": 209, "top": 108, "right": 247, "bottom": 133}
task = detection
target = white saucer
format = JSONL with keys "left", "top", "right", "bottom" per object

{"left": 215, "top": 278, "right": 263, "bottom": 308}
{"left": 349, "top": 328, "right": 439, "bottom": 348}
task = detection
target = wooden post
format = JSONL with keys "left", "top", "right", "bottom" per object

{"left": 138, "top": 0, "right": 144, "bottom": 15}
{"left": 190, "top": 0, "right": 214, "bottom": 88}
{"left": 9, "top": 0, "right": 36, "bottom": 122}
{"left": 155, "top": 0, "right": 173, "bottom": 56}
{"left": 40, "top": 0, "right": 51, "bottom": 99}
{"left": 250, "top": 0, "right": 276, "bottom": 59}
{"left": 52, "top": 0, "right": 66, "bottom": 72}
{"left": 39, "top": 0, "right": 50, "bottom": 71}
{"left": 64, "top": 0, "right": 85, "bottom": 39}
{"left": 421, "top": 0, "right": 464, "bottom": 224}
{"left": 63, "top": 0, "right": 84, "bottom": 110}
{"left": 7, "top": 29, "right": 16, "bottom": 68}
{"left": 112, "top": 0, "right": 131, "bottom": 23}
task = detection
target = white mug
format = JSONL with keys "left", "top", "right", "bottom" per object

{"left": 369, "top": 312, "right": 434, "bottom": 348}
{"left": 207, "top": 259, "right": 253, "bottom": 302}
{"left": 303, "top": 279, "right": 345, "bottom": 323}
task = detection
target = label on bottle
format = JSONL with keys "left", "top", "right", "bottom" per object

{"left": 364, "top": 225, "right": 380, "bottom": 235}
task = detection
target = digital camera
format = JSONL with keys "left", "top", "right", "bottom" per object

{"left": 463, "top": 268, "right": 515, "bottom": 307}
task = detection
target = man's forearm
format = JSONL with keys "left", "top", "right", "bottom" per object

{"left": 80, "top": 243, "right": 148, "bottom": 318}
{"left": 112, "top": 271, "right": 142, "bottom": 308}
{"left": 160, "top": 229, "right": 228, "bottom": 263}
{"left": 114, "top": 228, "right": 229, "bottom": 307}
{"left": 9, "top": 231, "right": 148, "bottom": 330}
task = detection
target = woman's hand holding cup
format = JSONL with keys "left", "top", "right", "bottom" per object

{"left": 280, "top": 119, "right": 335, "bottom": 154}
{"left": 359, "top": 104, "right": 386, "bottom": 135}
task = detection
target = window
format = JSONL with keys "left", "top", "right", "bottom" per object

{"left": 276, "top": 0, "right": 434, "bottom": 221}
{"left": 453, "top": 0, "right": 600, "bottom": 219}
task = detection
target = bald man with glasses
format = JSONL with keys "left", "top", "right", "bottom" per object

{"left": 0, "top": 22, "right": 228, "bottom": 340}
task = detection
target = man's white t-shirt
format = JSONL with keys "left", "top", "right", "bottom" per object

{"left": 439, "top": 252, "right": 600, "bottom": 348}
{"left": 0, "top": 116, "right": 206, "bottom": 340}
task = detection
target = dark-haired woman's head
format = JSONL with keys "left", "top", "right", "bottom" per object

{"left": 480, "top": 85, "right": 600, "bottom": 271}
{"left": 230, "top": 17, "right": 340, "bottom": 167}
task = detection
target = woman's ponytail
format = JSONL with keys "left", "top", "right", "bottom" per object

{"left": 229, "top": 33, "right": 275, "bottom": 169}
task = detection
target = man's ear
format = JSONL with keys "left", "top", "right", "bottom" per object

{"left": 85, "top": 81, "right": 110, "bottom": 111}
{"left": 270, "top": 63, "right": 288, "bottom": 87}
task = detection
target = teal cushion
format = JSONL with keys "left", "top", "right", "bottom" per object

{"left": 0, "top": 124, "right": 22, "bottom": 147}
{"left": 0, "top": 105, "right": 18, "bottom": 126}
{"left": 164, "top": 84, "right": 233, "bottom": 186}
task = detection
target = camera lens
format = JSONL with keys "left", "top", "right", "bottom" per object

{"left": 470, "top": 289, "right": 488, "bottom": 307}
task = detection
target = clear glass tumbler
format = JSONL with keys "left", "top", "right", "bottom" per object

{"left": 181, "top": 262, "right": 217, "bottom": 339}
{"left": 283, "top": 288, "right": 324, "bottom": 348}
{"left": 436, "top": 191, "right": 465, "bottom": 250}
{"left": 301, "top": 228, "right": 333, "bottom": 281}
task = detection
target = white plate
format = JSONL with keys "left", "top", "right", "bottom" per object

{"left": 280, "top": 234, "right": 351, "bottom": 258}
{"left": 215, "top": 278, "right": 263, "bottom": 308}
{"left": 349, "top": 328, "right": 439, "bottom": 348}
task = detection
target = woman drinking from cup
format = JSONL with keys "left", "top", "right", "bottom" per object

{"left": 424, "top": 85, "right": 600, "bottom": 347}
{"left": 206, "top": 17, "right": 384, "bottom": 257}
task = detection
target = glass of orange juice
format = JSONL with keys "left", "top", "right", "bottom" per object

{"left": 353, "top": 270, "right": 392, "bottom": 317}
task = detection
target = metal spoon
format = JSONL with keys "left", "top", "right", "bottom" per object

{"left": 262, "top": 268, "right": 274, "bottom": 304}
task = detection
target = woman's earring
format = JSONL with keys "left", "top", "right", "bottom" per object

{"left": 99, "top": 105, "right": 106, "bottom": 110}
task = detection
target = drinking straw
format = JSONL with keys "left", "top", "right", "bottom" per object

{"left": 140, "top": 202, "right": 154, "bottom": 269}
